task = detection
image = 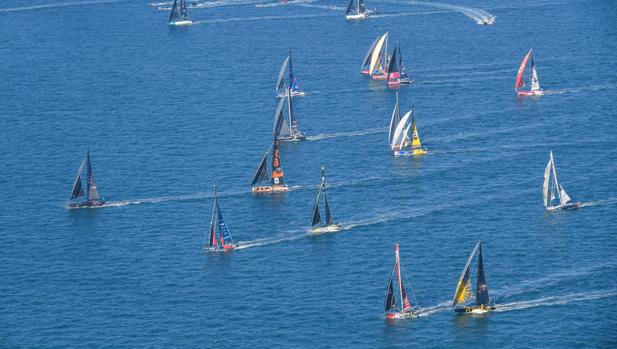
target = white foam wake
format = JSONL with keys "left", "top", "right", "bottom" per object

{"left": 495, "top": 290, "right": 617, "bottom": 312}
{"left": 392, "top": 0, "right": 496, "bottom": 25}
{"left": 0, "top": 0, "right": 122, "bottom": 12}
{"left": 193, "top": 12, "right": 338, "bottom": 24}
{"left": 417, "top": 301, "right": 451, "bottom": 316}
{"left": 235, "top": 230, "right": 307, "bottom": 249}
{"left": 306, "top": 127, "right": 386, "bottom": 141}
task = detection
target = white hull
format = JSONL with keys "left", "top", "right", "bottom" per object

{"left": 546, "top": 202, "right": 581, "bottom": 211}
{"left": 169, "top": 20, "right": 193, "bottom": 26}
{"left": 309, "top": 224, "right": 343, "bottom": 235}
{"left": 346, "top": 13, "right": 368, "bottom": 20}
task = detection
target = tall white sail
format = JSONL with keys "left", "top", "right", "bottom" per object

{"left": 543, "top": 156, "right": 552, "bottom": 208}
{"left": 531, "top": 66, "right": 541, "bottom": 91}
{"left": 559, "top": 186, "right": 572, "bottom": 205}
{"left": 391, "top": 110, "right": 411, "bottom": 150}
{"left": 369, "top": 33, "right": 388, "bottom": 75}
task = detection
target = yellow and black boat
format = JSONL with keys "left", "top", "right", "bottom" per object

{"left": 452, "top": 241, "right": 496, "bottom": 314}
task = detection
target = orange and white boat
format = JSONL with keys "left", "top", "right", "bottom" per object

{"left": 251, "top": 139, "right": 289, "bottom": 193}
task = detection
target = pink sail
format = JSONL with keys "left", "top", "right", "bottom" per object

{"left": 515, "top": 49, "right": 532, "bottom": 91}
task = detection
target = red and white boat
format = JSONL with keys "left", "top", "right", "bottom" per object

{"left": 384, "top": 244, "right": 420, "bottom": 319}
{"left": 515, "top": 49, "right": 544, "bottom": 96}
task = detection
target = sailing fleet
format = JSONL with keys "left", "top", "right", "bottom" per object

{"left": 69, "top": 1, "right": 590, "bottom": 323}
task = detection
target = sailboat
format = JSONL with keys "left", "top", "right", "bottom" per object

{"left": 543, "top": 151, "right": 581, "bottom": 211}
{"left": 345, "top": 0, "right": 369, "bottom": 20}
{"left": 168, "top": 0, "right": 192, "bottom": 26}
{"left": 276, "top": 50, "right": 305, "bottom": 97}
{"left": 204, "top": 186, "right": 238, "bottom": 252}
{"left": 368, "top": 32, "right": 389, "bottom": 80}
{"left": 389, "top": 99, "right": 427, "bottom": 156}
{"left": 68, "top": 149, "right": 105, "bottom": 208}
{"left": 515, "top": 48, "right": 543, "bottom": 96}
{"left": 386, "top": 43, "right": 415, "bottom": 87}
{"left": 273, "top": 87, "right": 306, "bottom": 141}
{"left": 251, "top": 140, "right": 289, "bottom": 193}
{"left": 452, "top": 241, "right": 495, "bottom": 314}
{"left": 310, "top": 167, "right": 342, "bottom": 234}
{"left": 385, "top": 244, "right": 420, "bottom": 319}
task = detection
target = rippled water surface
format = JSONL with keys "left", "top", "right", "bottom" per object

{"left": 1, "top": 0, "right": 617, "bottom": 347}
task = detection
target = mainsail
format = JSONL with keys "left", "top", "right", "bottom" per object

{"left": 345, "top": 0, "right": 357, "bottom": 15}
{"left": 385, "top": 244, "right": 416, "bottom": 316}
{"left": 543, "top": 151, "right": 573, "bottom": 209}
{"left": 271, "top": 140, "right": 285, "bottom": 186}
{"left": 386, "top": 44, "right": 399, "bottom": 81}
{"left": 384, "top": 268, "right": 397, "bottom": 312}
{"left": 273, "top": 90, "right": 302, "bottom": 140}
{"left": 475, "top": 242, "right": 490, "bottom": 306}
{"left": 276, "top": 56, "right": 289, "bottom": 95}
{"left": 207, "top": 186, "right": 236, "bottom": 249}
{"left": 452, "top": 241, "right": 481, "bottom": 308}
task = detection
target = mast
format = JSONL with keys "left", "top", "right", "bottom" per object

{"left": 384, "top": 268, "right": 397, "bottom": 312}
{"left": 321, "top": 167, "right": 333, "bottom": 225}
{"left": 209, "top": 186, "right": 219, "bottom": 248}
{"left": 311, "top": 177, "right": 322, "bottom": 227}
{"left": 288, "top": 49, "right": 296, "bottom": 93}
{"left": 551, "top": 152, "right": 561, "bottom": 204}
{"left": 396, "top": 244, "right": 403, "bottom": 313}
{"left": 543, "top": 153, "right": 552, "bottom": 208}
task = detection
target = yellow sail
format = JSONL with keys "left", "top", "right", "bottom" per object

{"left": 411, "top": 122, "right": 422, "bottom": 149}
{"left": 454, "top": 280, "right": 472, "bottom": 306}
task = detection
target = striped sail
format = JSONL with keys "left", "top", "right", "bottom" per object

{"left": 391, "top": 110, "right": 412, "bottom": 150}
{"left": 369, "top": 33, "right": 388, "bottom": 75}
{"left": 452, "top": 241, "right": 481, "bottom": 307}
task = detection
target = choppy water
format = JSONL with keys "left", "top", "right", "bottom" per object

{"left": 1, "top": 0, "right": 616, "bottom": 347}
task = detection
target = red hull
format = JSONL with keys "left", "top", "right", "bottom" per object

{"left": 517, "top": 90, "right": 544, "bottom": 96}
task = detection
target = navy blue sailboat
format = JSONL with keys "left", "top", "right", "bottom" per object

{"left": 452, "top": 241, "right": 495, "bottom": 314}
{"left": 68, "top": 149, "right": 105, "bottom": 208}
{"left": 205, "top": 186, "right": 238, "bottom": 252}
{"left": 168, "top": 0, "right": 192, "bottom": 26}
{"left": 310, "top": 167, "right": 342, "bottom": 234}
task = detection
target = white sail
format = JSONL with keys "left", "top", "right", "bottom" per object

{"left": 391, "top": 110, "right": 411, "bottom": 150}
{"left": 531, "top": 66, "right": 541, "bottom": 91}
{"left": 388, "top": 96, "right": 400, "bottom": 145}
{"left": 398, "top": 123, "right": 411, "bottom": 150}
{"left": 543, "top": 156, "right": 552, "bottom": 208}
{"left": 369, "top": 33, "right": 388, "bottom": 75}
{"left": 559, "top": 186, "right": 572, "bottom": 205}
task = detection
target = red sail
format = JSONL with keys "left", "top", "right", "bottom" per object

{"left": 515, "top": 49, "right": 532, "bottom": 91}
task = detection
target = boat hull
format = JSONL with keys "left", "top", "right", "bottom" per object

{"left": 547, "top": 202, "right": 581, "bottom": 211}
{"left": 205, "top": 244, "right": 238, "bottom": 252}
{"left": 278, "top": 134, "right": 306, "bottom": 142}
{"left": 252, "top": 185, "right": 289, "bottom": 194}
{"left": 309, "top": 223, "right": 343, "bottom": 235}
{"left": 454, "top": 305, "right": 495, "bottom": 314}
{"left": 346, "top": 13, "right": 369, "bottom": 20}
{"left": 394, "top": 148, "right": 428, "bottom": 157}
{"left": 386, "top": 309, "right": 420, "bottom": 320}
{"left": 67, "top": 200, "right": 105, "bottom": 209}
{"left": 372, "top": 73, "right": 387, "bottom": 80}
{"left": 169, "top": 20, "right": 193, "bottom": 26}
{"left": 277, "top": 90, "right": 306, "bottom": 98}
{"left": 517, "top": 89, "right": 544, "bottom": 96}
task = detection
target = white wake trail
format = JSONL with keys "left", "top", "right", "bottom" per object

{"left": 306, "top": 127, "right": 386, "bottom": 141}
{"left": 390, "top": 0, "right": 496, "bottom": 25}
{"left": 0, "top": 0, "right": 122, "bottom": 12}
{"left": 193, "top": 12, "right": 338, "bottom": 24}
{"left": 495, "top": 290, "right": 617, "bottom": 312}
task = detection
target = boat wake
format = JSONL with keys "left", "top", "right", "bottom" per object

{"left": 235, "top": 230, "right": 307, "bottom": 250}
{"left": 192, "top": 12, "right": 338, "bottom": 24}
{"left": 579, "top": 197, "right": 617, "bottom": 208}
{"left": 495, "top": 290, "right": 617, "bottom": 312}
{"left": 417, "top": 301, "right": 451, "bottom": 316}
{"left": 392, "top": 0, "right": 496, "bottom": 25}
{"left": 0, "top": 0, "right": 122, "bottom": 12}
{"left": 306, "top": 128, "right": 386, "bottom": 141}
{"left": 255, "top": 0, "right": 316, "bottom": 8}
{"left": 542, "top": 82, "right": 617, "bottom": 95}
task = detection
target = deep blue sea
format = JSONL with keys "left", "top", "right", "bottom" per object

{"left": 1, "top": 0, "right": 617, "bottom": 347}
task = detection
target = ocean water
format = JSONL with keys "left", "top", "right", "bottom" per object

{"left": 1, "top": 0, "right": 617, "bottom": 347}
